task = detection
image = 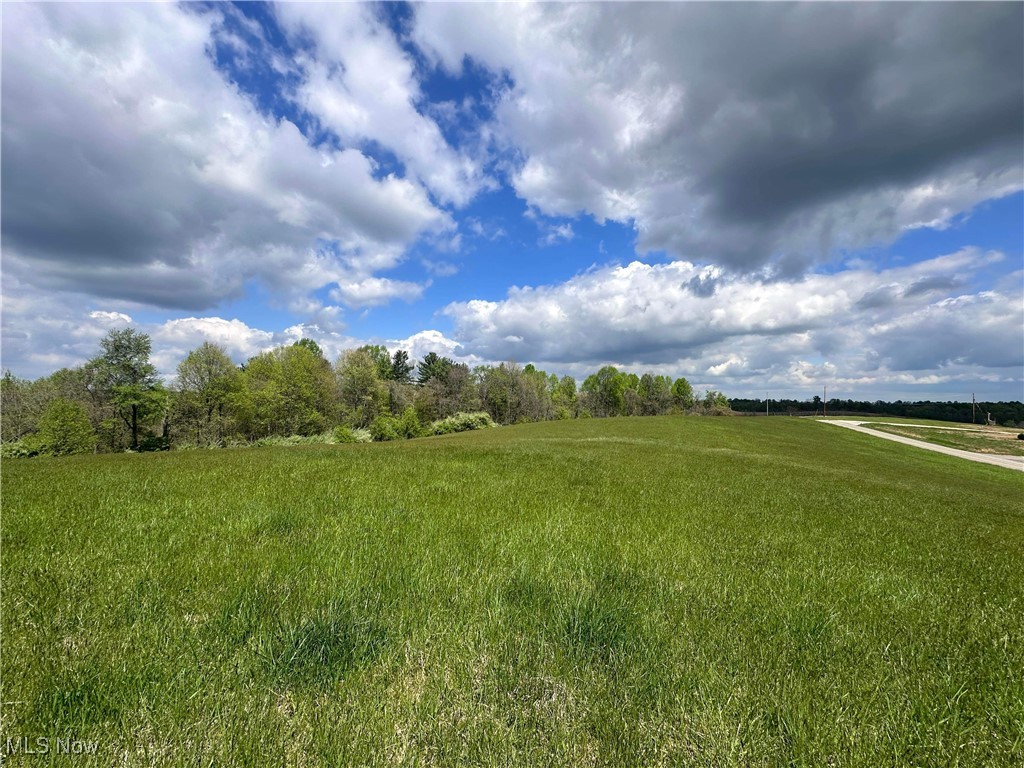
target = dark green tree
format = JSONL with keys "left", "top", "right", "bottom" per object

{"left": 390, "top": 350, "right": 414, "bottom": 384}
{"left": 85, "top": 329, "right": 166, "bottom": 450}
{"left": 417, "top": 352, "right": 453, "bottom": 384}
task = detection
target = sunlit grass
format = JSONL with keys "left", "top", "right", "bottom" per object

{"left": 3, "top": 417, "right": 1022, "bottom": 766}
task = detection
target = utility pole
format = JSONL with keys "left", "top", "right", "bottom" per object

{"left": 972, "top": 393, "right": 976, "bottom": 424}
{"left": 823, "top": 385, "right": 827, "bottom": 417}
{"left": 766, "top": 393, "right": 769, "bottom": 417}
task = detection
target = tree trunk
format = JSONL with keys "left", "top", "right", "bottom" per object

{"left": 131, "top": 403, "right": 139, "bottom": 449}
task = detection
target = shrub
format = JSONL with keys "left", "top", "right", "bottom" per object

{"left": 1017, "top": 433, "right": 1024, "bottom": 441}
{"left": 1, "top": 438, "right": 43, "bottom": 458}
{"left": 253, "top": 433, "right": 334, "bottom": 448}
{"left": 350, "top": 428, "right": 372, "bottom": 444}
{"left": 36, "top": 398, "right": 96, "bottom": 456}
{"left": 332, "top": 426, "right": 358, "bottom": 443}
{"left": 369, "top": 415, "right": 400, "bottom": 442}
{"left": 397, "top": 407, "right": 422, "bottom": 439}
{"left": 138, "top": 435, "right": 170, "bottom": 452}
{"left": 429, "top": 411, "right": 497, "bottom": 436}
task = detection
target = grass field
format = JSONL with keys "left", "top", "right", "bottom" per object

{"left": 3, "top": 417, "right": 1023, "bottom": 766}
{"left": 863, "top": 423, "right": 1024, "bottom": 457}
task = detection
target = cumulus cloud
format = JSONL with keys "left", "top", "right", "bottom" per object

{"left": 329, "top": 277, "right": 427, "bottom": 308}
{"left": 1, "top": 3, "right": 446, "bottom": 313}
{"left": 442, "top": 248, "right": 1023, "bottom": 398}
{"left": 275, "top": 3, "right": 487, "bottom": 207}
{"left": 413, "top": 2, "right": 1023, "bottom": 272}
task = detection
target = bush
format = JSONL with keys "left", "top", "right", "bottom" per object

{"left": 138, "top": 435, "right": 170, "bottom": 452}
{"left": 429, "top": 411, "right": 497, "bottom": 436}
{"left": 332, "top": 426, "right": 359, "bottom": 443}
{"left": 253, "top": 433, "right": 333, "bottom": 448}
{"left": 369, "top": 415, "right": 400, "bottom": 442}
{"left": 1017, "top": 433, "right": 1024, "bottom": 441}
{"left": 397, "top": 407, "right": 422, "bottom": 439}
{"left": 350, "top": 428, "right": 372, "bottom": 444}
{"left": 36, "top": 398, "right": 96, "bottom": 456}
{"left": 1, "top": 438, "right": 43, "bottom": 458}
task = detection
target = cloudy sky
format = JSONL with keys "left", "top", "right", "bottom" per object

{"left": 2, "top": 1, "right": 1022, "bottom": 401}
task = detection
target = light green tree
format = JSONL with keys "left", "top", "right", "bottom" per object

{"left": 35, "top": 397, "right": 96, "bottom": 456}
{"left": 174, "top": 342, "right": 242, "bottom": 444}
{"left": 336, "top": 348, "right": 388, "bottom": 427}
{"left": 671, "top": 377, "right": 695, "bottom": 410}
{"left": 582, "top": 366, "right": 625, "bottom": 417}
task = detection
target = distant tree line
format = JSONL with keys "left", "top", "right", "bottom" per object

{"left": 729, "top": 397, "right": 1024, "bottom": 427}
{"left": 0, "top": 329, "right": 725, "bottom": 457}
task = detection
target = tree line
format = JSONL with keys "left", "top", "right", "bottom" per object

{"left": 1, "top": 329, "right": 727, "bottom": 456}
{"left": 729, "top": 397, "right": 1024, "bottom": 426}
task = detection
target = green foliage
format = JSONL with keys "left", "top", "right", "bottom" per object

{"left": 242, "top": 345, "right": 334, "bottom": 437}
{"left": 397, "top": 407, "right": 422, "bottom": 439}
{"left": 137, "top": 435, "right": 171, "bottom": 452}
{"left": 350, "top": 428, "right": 373, "bottom": 444}
{"left": 293, "top": 338, "right": 325, "bottom": 361}
{"left": 582, "top": 365, "right": 626, "bottom": 417}
{"left": 417, "top": 351, "right": 453, "bottom": 384}
{"left": 428, "top": 411, "right": 497, "bottom": 435}
{"left": 359, "top": 345, "right": 394, "bottom": 381}
{"left": 85, "top": 329, "right": 165, "bottom": 450}
{"left": 253, "top": 433, "right": 334, "bottom": 448}
{"left": 671, "top": 377, "right": 695, "bottom": 409}
{"left": 551, "top": 375, "right": 578, "bottom": 417}
{"left": 390, "top": 350, "right": 414, "bottom": 384}
{"left": 336, "top": 349, "right": 388, "bottom": 428}
{"left": 35, "top": 398, "right": 96, "bottom": 456}
{"left": 369, "top": 415, "right": 400, "bottom": 442}
{"left": 1, "top": 438, "right": 42, "bottom": 458}
{"left": 702, "top": 389, "right": 730, "bottom": 413}
{"left": 174, "top": 342, "right": 242, "bottom": 446}
{"left": 332, "top": 425, "right": 359, "bottom": 443}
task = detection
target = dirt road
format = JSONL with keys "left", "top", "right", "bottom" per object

{"left": 820, "top": 420, "right": 1024, "bottom": 472}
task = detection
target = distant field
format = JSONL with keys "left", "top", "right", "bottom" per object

{"left": 3, "top": 417, "right": 1022, "bottom": 766}
{"left": 864, "top": 422, "right": 1024, "bottom": 457}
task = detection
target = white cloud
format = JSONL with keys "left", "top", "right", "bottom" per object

{"left": 539, "top": 222, "right": 575, "bottom": 247}
{"left": 441, "top": 248, "right": 1023, "bottom": 399}
{"left": 1, "top": 3, "right": 448, "bottom": 314}
{"left": 413, "top": 3, "right": 1023, "bottom": 272}
{"left": 276, "top": 3, "right": 487, "bottom": 208}
{"left": 383, "top": 330, "right": 483, "bottom": 370}
{"left": 330, "top": 277, "right": 427, "bottom": 308}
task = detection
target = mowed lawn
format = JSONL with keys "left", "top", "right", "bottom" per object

{"left": 3, "top": 417, "right": 1022, "bottom": 766}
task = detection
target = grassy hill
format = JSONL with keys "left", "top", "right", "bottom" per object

{"left": 3, "top": 417, "right": 1022, "bottom": 766}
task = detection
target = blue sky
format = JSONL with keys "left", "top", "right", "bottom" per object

{"left": 2, "top": 2, "right": 1022, "bottom": 401}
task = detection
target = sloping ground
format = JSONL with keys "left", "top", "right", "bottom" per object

{"left": 822, "top": 419, "right": 1024, "bottom": 471}
{"left": 3, "top": 417, "right": 1022, "bottom": 766}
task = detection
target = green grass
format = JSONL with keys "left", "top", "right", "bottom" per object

{"left": 3, "top": 417, "right": 1022, "bottom": 766}
{"left": 865, "top": 423, "right": 1024, "bottom": 457}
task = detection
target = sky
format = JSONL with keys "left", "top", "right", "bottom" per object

{"left": 2, "top": 1, "right": 1022, "bottom": 402}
